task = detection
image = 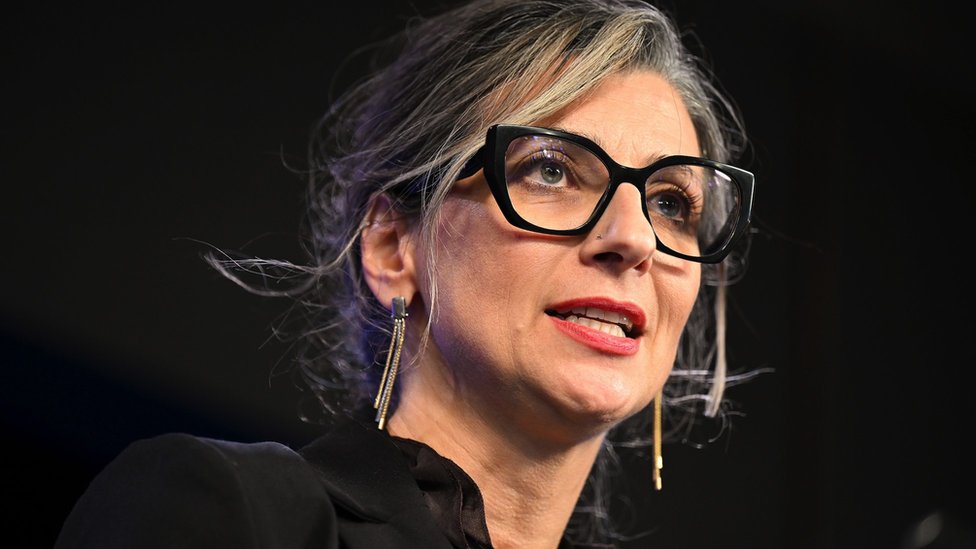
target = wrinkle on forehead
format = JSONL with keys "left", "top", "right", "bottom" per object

{"left": 537, "top": 71, "right": 700, "bottom": 167}
{"left": 548, "top": 124, "right": 672, "bottom": 169}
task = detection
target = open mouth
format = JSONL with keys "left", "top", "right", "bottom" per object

{"left": 545, "top": 307, "right": 639, "bottom": 339}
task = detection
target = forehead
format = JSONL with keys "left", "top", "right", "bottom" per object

{"left": 539, "top": 71, "right": 701, "bottom": 165}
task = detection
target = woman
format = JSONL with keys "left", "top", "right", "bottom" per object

{"left": 56, "top": 0, "right": 755, "bottom": 547}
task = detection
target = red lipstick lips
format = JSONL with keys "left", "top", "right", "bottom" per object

{"left": 546, "top": 297, "right": 645, "bottom": 356}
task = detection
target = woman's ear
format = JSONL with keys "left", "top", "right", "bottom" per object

{"left": 361, "top": 193, "right": 419, "bottom": 309}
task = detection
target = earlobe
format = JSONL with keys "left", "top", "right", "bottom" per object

{"left": 361, "top": 193, "right": 419, "bottom": 309}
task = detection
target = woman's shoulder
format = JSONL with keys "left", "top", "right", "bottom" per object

{"left": 138, "top": 432, "right": 327, "bottom": 491}
{"left": 90, "top": 431, "right": 335, "bottom": 504}
{"left": 109, "top": 432, "right": 310, "bottom": 472}
{"left": 54, "top": 432, "right": 338, "bottom": 549}
{"left": 55, "top": 420, "right": 459, "bottom": 549}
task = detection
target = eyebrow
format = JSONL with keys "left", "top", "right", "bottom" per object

{"left": 547, "top": 125, "right": 668, "bottom": 167}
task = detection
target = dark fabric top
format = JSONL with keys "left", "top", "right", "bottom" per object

{"left": 54, "top": 417, "right": 613, "bottom": 548}
{"left": 389, "top": 436, "right": 493, "bottom": 548}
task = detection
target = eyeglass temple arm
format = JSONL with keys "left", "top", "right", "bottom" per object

{"left": 457, "top": 146, "right": 486, "bottom": 179}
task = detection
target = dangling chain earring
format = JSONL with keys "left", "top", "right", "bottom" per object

{"left": 374, "top": 296, "right": 408, "bottom": 430}
{"left": 653, "top": 388, "right": 663, "bottom": 491}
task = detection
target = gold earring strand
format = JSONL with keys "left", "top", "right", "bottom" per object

{"left": 375, "top": 296, "right": 408, "bottom": 430}
{"left": 653, "top": 388, "right": 663, "bottom": 491}
{"left": 373, "top": 321, "right": 398, "bottom": 410}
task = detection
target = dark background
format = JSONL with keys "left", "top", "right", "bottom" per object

{"left": 3, "top": 1, "right": 973, "bottom": 548}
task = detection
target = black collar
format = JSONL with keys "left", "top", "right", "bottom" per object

{"left": 299, "top": 416, "right": 615, "bottom": 549}
{"left": 298, "top": 418, "right": 455, "bottom": 547}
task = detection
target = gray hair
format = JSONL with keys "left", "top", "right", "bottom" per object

{"left": 209, "top": 0, "right": 752, "bottom": 543}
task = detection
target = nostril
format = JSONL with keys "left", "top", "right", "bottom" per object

{"left": 593, "top": 251, "right": 624, "bottom": 263}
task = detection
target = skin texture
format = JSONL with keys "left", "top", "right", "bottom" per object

{"left": 361, "top": 70, "right": 702, "bottom": 549}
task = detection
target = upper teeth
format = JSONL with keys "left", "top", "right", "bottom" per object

{"left": 557, "top": 307, "right": 634, "bottom": 332}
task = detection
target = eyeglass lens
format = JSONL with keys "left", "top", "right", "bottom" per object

{"left": 503, "top": 135, "right": 741, "bottom": 258}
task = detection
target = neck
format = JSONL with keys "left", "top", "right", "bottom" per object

{"left": 387, "top": 359, "right": 607, "bottom": 549}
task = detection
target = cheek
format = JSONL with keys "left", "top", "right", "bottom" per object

{"left": 426, "top": 196, "right": 558, "bottom": 309}
{"left": 419, "top": 201, "right": 516, "bottom": 353}
{"left": 420, "top": 199, "right": 563, "bottom": 370}
{"left": 431, "top": 203, "right": 507, "bottom": 301}
{"left": 679, "top": 267, "right": 701, "bottom": 320}
{"left": 656, "top": 264, "right": 701, "bottom": 338}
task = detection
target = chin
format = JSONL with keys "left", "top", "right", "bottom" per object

{"left": 555, "top": 376, "right": 650, "bottom": 432}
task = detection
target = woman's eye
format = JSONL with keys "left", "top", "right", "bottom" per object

{"left": 519, "top": 150, "right": 572, "bottom": 187}
{"left": 538, "top": 161, "right": 564, "bottom": 184}
{"left": 648, "top": 191, "right": 689, "bottom": 221}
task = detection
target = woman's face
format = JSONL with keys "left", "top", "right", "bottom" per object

{"left": 414, "top": 71, "right": 702, "bottom": 443}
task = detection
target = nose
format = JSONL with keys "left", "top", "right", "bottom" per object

{"left": 581, "top": 183, "right": 656, "bottom": 274}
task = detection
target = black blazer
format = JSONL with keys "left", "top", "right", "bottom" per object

{"left": 54, "top": 419, "right": 461, "bottom": 548}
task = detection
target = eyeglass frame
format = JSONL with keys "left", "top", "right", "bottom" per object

{"left": 457, "top": 124, "right": 756, "bottom": 264}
